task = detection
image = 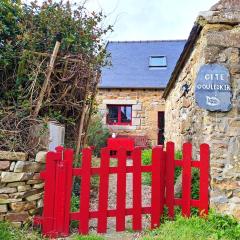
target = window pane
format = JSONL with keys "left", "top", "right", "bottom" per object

{"left": 108, "top": 106, "right": 118, "bottom": 124}
{"left": 149, "top": 56, "right": 167, "bottom": 67}
{"left": 120, "top": 106, "right": 131, "bottom": 123}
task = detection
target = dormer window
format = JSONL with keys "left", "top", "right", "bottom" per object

{"left": 149, "top": 56, "right": 167, "bottom": 69}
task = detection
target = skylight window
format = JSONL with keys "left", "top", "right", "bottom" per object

{"left": 149, "top": 56, "right": 167, "bottom": 68}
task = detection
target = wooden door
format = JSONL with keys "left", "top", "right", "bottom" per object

{"left": 158, "top": 112, "right": 165, "bottom": 145}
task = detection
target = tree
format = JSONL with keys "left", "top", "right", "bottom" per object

{"left": 0, "top": 0, "right": 22, "bottom": 98}
{"left": 0, "top": 0, "right": 112, "bottom": 159}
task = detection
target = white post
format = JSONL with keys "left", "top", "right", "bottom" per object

{"left": 48, "top": 121, "right": 65, "bottom": 151}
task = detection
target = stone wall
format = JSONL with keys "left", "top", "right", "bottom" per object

{"left": 0, "top": 151, "right": 46, "bottom": 227}
{"left": 97, "top": 89, "right": 165, "bottom": 146}
{"left": 164, "top": 6, "right": 240, "bottom": 218}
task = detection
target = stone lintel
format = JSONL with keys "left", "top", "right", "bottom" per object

{"left": 103, "top": 99, "right": 137, "bottom": 105}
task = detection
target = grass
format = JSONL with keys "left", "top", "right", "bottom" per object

{"left": 0, "top": 221, "right": 104, "bottom": 240}
{"left": 0, "top": 221, "right": 45, "bottom": 240}
{"left": 141, "top": 211, "right": 240, "bottom": 240}
{"left": 1, "top": 211, "right": 240, "bottom": 240}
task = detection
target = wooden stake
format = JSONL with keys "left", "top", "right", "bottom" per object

{"left": 32, "top": 41, "right": 61, "bottom": 118}
{"left": 74, "top": 70, "right": 99, "bottom": 162}
{"left": 82, "top": 72, "right": 100, "bottom": 147}
{"left": 75, "top": 103, "right": 88, "bottom": 161}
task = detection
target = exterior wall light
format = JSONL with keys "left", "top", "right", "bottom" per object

{"left": 182, "top": 83, "right": 189, "bottom": 96}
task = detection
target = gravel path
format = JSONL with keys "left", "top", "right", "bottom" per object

{"left": 88, "top": 158, "right": 152, "bottom": 239}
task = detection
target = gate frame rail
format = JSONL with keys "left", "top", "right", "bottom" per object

{"left": 33, "top": 142, "right": 210, "bottom": 238}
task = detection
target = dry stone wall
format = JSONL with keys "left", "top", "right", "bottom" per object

{"left": 0, "top": 151, "right": 46, "bottom": 227}
{"left": 97, "top": 89, "right": 165, "bottom": 146}
{"left": 165, "top": 6, "right": 240, "bottom": 218}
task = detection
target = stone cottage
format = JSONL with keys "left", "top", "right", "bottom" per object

{"left": 97, "top": 40, "right": 185, "bottom": 146}
{"left": 163, "top": 0, "right": 240, "bottom": 218}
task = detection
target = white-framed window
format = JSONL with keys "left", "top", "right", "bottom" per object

{"left": 149, "top": 56, "right": 167, "bottom": 68}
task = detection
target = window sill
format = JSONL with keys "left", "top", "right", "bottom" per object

{"left": 149, "top": 67, "right": 167, "bottom": 70}
{"left": 107, "top": 125, "right": 137, "bottom": 131}
{"left": 108, "top": 123, "right": 132, "bottom": 126}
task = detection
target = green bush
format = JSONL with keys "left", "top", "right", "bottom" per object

{"left": 175, "top": 150, "right": 182, "bottom": 159}
{"left": 0, "top": 0, "right": 22, "bottom": 70}
{"left": 0, "top": 0, "right": 112, "bottom": 154}
{"left": 141, "top": 149, "right": 152, "bottom": 185}
{"left": 70, "top": 194, "right": 80, "bottom": 229}
{"left": 174, "top": 150, "right": 182, "bottom": 183}
{"left": 191, "top": 168, "right": 199, "bottom": 199}
{"left": 142, "top": 148, "right": 200, "bottom": 216}
{"left": 208, "top": 211, "right": 240, "bottom": 239}
{"left": 142, "top": 149, "right": 152, "bottom": 165}
{"left": 71, "top": 194, "right": 80, "bottom": 212}
{"left": 86, "top": 115, "right": 110, "bottom": 157}
{"left": 141, "top": 211, "right": 240, "bottom": 240}
{"left": 141, "top": 149, "right": 186, "bottom": 186}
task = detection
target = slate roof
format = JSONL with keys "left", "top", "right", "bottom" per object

{"left": 99, "top": 40, "right": 186, "bottom": 89}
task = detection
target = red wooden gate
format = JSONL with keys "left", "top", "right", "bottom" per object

{"left": 34, "top": 142, "right": 210, "bottom": 238}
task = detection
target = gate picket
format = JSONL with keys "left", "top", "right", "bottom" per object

{"left": 79, "top": 148, "right": 92, "bottom": 234}
{"left": 199, "top": 144, "right": 210, "bottom": 216}
{"left": 54, "top": 147, "right": 66, "bottom": 233}
{"left": 132, "top": 148, "right": 142, "bottom": 231}
{"left": 166, "top": 142, "right": 175, "bottom": 218}
{"left": 151, "top": 146, "right": 165, "bottom": 228}
{"left": 182, "top": 143, "right": 192, "bottom": 217}
{"left": 116, "top": 148, "right": 127, "bottom": 231}
{"left": 41, "top": 151, "right": 58, "bottom": 237}
{"left": 97, "top": 148, "right": 110, "bottom": 233}
{"left": 63, "top": 149, "right": 74, "bottom": 235}
{"left": 34, "top": 142, "right": 210, "bottom": 238}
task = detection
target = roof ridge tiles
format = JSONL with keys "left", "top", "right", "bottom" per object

{"left": 108, "top": 39, "right": 187, "bottom": 43}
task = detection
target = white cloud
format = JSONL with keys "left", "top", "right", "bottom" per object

{"left": 23, "top": 0, "right": 219, "bottom": 41}
{"left": 85, "top": 0, "right": 218, "bottom": 40}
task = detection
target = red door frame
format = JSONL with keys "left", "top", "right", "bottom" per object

{"left": 107, "top": 105, "right": 132, "bottom": 125}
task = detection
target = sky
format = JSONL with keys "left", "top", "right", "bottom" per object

{"left": 84, "top": 0, "right": 218, "bottom": 41}
{"left": 24, "top": 0, "right": 219, "bottom": 41}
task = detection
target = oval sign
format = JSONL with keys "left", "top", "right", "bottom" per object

{"left": 195, "top": 64, "right": 232, "bottom": 112}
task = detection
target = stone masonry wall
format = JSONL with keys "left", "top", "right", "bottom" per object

{"left": 97, "top": 89, "right": 165, "bottom": 146}
{"left": 0, "top": 151, "right": 46, "bottom": 227}
{"left": 165, "top": 8, "right": 240, "bottom": 218}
